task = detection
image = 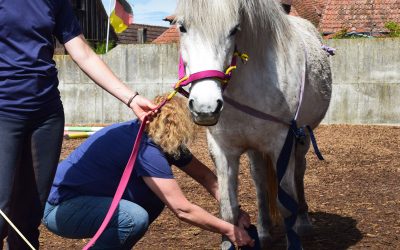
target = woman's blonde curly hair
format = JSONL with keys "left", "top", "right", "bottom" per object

{"left": 146, "top": 95, "right": 197, "bottom": 158}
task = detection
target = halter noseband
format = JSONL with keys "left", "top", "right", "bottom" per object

{"left": 166, "top": 50, "right": 249, "bottom": 100}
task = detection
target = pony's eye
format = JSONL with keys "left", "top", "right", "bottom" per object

{"left": 229, "top": 25, "right": 240, "bottom": 37}
{"left": 179, "top": 25, "right": 187, "bottom": 33}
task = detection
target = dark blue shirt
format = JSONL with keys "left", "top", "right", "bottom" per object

{"left": 47, "top": 120, "right": 193, "bottom": 222}
{"left": 0, "top": 0, "right": 82, "bottom": 119}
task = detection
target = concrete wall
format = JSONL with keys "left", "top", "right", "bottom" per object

{"left": 56, "top": 39, "right": 400, "bottom": 125}
{"left": 323, "top": 38, "right": 400, "bottom": 125}
{"left": 56, "top": 43, "right": 179, "bottom": 124}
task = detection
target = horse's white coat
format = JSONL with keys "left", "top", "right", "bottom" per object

{"left": 176, "top": 0, "right": 332, "bottom": 248}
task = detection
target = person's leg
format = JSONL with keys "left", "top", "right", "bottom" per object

{"left": 43, "top": 197, "right": 150, "bottom": 250}
{"left": 0, "top": 117, "right": 27, "bottom": 249}
{"left": 31, "top": 110, "right": 65, "bottom": 206}
{"left": 7, "top": 143, "right": 41, "bottom": 250}
{"left": 7, "top": 110, "right": 64, "bottom": 250}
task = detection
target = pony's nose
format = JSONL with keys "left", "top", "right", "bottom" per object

{"left": 189, "top": 99, "right": 195, "bottom": 111}
{"left": 188, "top": 98, "right": 223, "bottom": 114}
{"left": 213, "top": 99, "right": 224, "bottom": 114}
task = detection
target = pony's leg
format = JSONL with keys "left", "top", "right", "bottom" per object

{"left": 247, "top": 150, "right": 276, "bottom": 248}
{"left": 294, "top": 138, "right": 313, "bottom": 236}
{"left": 207, "top": 133, "right": 240, "bottom": 250}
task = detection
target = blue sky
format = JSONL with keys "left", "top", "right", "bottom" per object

{"left": 128, "top": 0, "right": 177, "bottom": 27}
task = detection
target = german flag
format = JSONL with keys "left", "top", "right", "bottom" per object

{"left": 108, "top": 0, "right": 134, "bottom": 33}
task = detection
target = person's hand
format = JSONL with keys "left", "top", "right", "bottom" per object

{"left": 129, "top": 95, "right": 158, "bottom": 122}
{"left": 238, "top": 208, "right": 251, "bottom": 229}
{"left": 226, "top": 226, "right": 255, "bottom": 247}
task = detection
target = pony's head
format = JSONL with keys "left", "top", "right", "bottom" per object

{"left": 175, "top": 0, "right": 290, "bottom": 126}
{"left": 175, "top": 0, "right": 241, "bottom": 126}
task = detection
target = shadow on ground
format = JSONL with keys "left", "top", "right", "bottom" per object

{"left": 271, "top": 212, "right": 362, "bottom": 250}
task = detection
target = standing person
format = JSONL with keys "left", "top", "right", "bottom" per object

{"left": 281, "top": 0, "right": 292, "bottom": 14}
{"left": 0, "top": 1, "right": 157, "bottom": 249}
{"left": 43, "top": 96, "right": 255, "bottom": 249}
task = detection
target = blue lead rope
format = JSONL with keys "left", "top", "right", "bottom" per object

{"left": 306, "top": 125, "right": 324, "bottom": 160}
{"left": 277, "top": 120, "right": 324, "bottom": 249}
{"left": 277, "top": 122, "right": 302, "bottom": 250}
{"left": 290, "top": 120, "right": 324, "bottom": 160}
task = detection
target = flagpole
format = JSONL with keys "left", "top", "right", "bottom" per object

{"left": 106, "top": 0, "right": 112, "bottom": 53}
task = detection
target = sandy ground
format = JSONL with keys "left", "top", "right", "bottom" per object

{"left": 24, "top": 125, "right": 400, "bottom": 249}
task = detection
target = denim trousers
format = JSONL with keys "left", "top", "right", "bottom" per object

{"left": 0, "top": 109, "right": 64, "bottom": 250}
{"left": 43, "top": 196, "right": 150, "bottom": 250}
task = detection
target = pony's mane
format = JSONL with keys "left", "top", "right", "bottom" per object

{"left": 175, "top": 0, "right": 293, "bottom": 48}
{"left": 240, "top": 0, "right": 293, "bottom": 49}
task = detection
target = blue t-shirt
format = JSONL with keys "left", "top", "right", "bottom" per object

{"left": 47, "top": 120, "right": 193, "bottom": 222}
{"left": 0, "top": 0, "right": 82, "bottom": 119}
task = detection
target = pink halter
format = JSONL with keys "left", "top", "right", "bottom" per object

{"left": 175, "top": 50, "right": 248, "bottom": 98}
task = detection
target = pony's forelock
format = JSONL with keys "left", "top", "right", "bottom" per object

{"left": 175, "top": 0, "right": 293, "bottom": 50}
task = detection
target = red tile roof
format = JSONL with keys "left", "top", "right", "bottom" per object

{"left": 152, "top": 26, "right": 180, "bottom": 44}
{"left": 117, "top": 24, "right": 168, "bottom": 44}
{"left": 152, "top": 0, "right": 400, "bottom": 43}
{"left": 292, "top": 0, "right": 328, "bottom": 26}
{"left": 319, "top": 0, "right": 400, "bottom": 34}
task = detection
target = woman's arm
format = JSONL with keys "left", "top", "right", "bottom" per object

{"left": 180, "top": 156, "right": 220, "bottom": 201}
{"left": 180, "top": 156, "right": 251, "bottom": 229}
{"left": 143, "top": 177, "right": 254, "bottom": 247}
{"left": 64, "top": 35, "right": 157, "bottom": 120}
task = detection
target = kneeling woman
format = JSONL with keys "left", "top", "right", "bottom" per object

{"left": 43, "top": 96, "right": 254, "bottom": 249}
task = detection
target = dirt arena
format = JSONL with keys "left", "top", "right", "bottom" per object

{"left": 36, "top": 124, "right": 399, "bottom": 249}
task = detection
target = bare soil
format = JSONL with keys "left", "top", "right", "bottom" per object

{"left": 37, "top": 124, "right": 399, "bottom": 249}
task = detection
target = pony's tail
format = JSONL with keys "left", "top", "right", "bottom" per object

{"left": 265, "top": 155, "right": 281, "bottom": 226}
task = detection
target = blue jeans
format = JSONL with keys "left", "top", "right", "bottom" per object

{"left": 0, "top": 109, "right": 64, "bottom": 250}
{"left": 43, "top": 196, "right": 150, "bottom": 250}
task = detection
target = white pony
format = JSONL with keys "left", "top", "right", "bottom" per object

{"left": 175, "top": 0, "right": 332, "bottom": 249}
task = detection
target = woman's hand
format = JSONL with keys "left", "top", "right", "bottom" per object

{"left": 226, "top": 226, "right": 255, "bottom": 247}
{"left": 128, "top": 95, "right": 158, "bottom": 122}
{"left": 238, "top": 208, "right": 251, "bottom": 229}
{"left": 143, "top": 177, "right": 254, "bottom": 246}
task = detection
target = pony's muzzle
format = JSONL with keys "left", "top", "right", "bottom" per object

{"left": 188, "top": 98, "right": 224, "bottom": 126}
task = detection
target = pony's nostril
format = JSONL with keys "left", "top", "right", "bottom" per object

{"left": 214, "top": 99, "right": 223, "bottom": 114}
{"left": 189, "top": 99, "right": 195, "bottom": 110}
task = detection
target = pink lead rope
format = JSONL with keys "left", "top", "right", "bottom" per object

{"left": 83, "top": 115, "right": 148, "bottom": 250}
